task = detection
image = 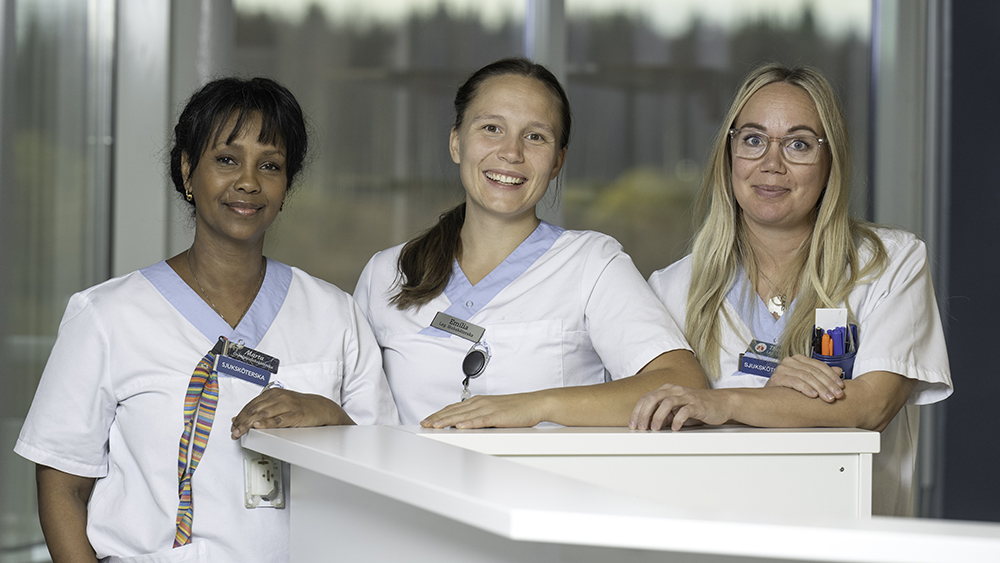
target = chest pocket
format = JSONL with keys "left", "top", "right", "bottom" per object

{"left": 273, "top": 361, "right": 343, "bottom": 401}
{"left": 105, "top": 540, "right": 208, "bottom": 562}
{"left": 481, "top": 319, "right": 563, "bottom": 395}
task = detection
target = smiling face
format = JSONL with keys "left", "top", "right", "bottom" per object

{"left": 731, "top": 82, "right": 831, "bottom": 238}
{"left": 183, "top": 113, "right": 287, "bottom": 248}
{"left": 449, "top": 74, "right": 567, "bottom": 224}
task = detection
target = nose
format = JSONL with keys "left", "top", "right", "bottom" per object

{"left": 497, "top": 135, "right": 524, "bottom": 163}
{"left": 759, "top": 139, "right": 787, "bottom": 173}
{"left": 234, "top": 164, "right": 262, "bottom": 193}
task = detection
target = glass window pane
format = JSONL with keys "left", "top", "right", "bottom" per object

{"left": 1, "top": 0, "right": 114, "bottom": 556}
{"left": 564, "top": 0, "right": 872, "bottom": 276}
{"left": 232, "top": 0, "right": 525, "bottom": 291}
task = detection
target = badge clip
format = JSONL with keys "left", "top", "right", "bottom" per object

{"left": 461, "top": 341, "right": 490, "bottom": 401}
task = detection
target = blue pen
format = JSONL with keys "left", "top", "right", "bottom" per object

{"left": 831, "top": 327, "right": 844, "bottom": 356}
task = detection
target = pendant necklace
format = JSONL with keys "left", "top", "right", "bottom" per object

{"left": 767, "top": 294, "right": 787, "bottom": 318}
{"left": 759, "top": 271, "right": 788, "bottom": 319}
{"left": 187, "top": 249, "right": 265, "bottom": 327}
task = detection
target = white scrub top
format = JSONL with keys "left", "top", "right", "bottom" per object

{"left": 16, "top": 259, "right": 397, "bottom": 562}
{"left": 648, "top": 227, "right": 953, "bottom": 516}
{"left": 355, "top": 221, "right": 691, "bottom": 425}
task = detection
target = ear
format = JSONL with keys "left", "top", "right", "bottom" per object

{"left": 181, "top": 152, "right": 193, "bottom": 191}
{"left": 449, "top": 127, "right": 461, "bottom": 165}
{"left": 548, "top": 147, "right": 568, "bottom": 181}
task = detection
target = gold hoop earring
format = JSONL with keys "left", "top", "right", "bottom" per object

{"left": 185, "top": 191, "right": 193, "bottom": 202}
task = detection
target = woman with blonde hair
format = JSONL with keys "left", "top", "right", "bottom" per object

{"left": 633, "top": 63, "right": 952, "bottom": 516}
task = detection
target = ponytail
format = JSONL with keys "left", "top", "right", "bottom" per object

{"left": 391, "top": 203, "right": 466, "bottom": 309}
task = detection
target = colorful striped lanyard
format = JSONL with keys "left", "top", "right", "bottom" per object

{"left": 173, "top": 349, "right": 220, "bottom": 548}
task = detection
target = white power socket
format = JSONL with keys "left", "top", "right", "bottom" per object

{"left": 242, "top": 448, "right": 285, "bottom": 509}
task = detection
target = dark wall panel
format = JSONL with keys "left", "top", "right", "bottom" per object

{"left": 942, "top": 0, "right": 1000, "bottom": 522}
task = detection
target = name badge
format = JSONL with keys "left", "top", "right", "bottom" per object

{"left": 429, "top": 312, "right": 485, "bottom": 343}
{"left": 210, "top": 336, "right": 281, "bottom": 374}
{"left": 739, "top": 354, "right": 779, "bottom": 377}
{"left": 228, "top": 345, "right": 279, "bottom": 374}
{"left": 747, "top": 339, "right": 780, "bottom": 359}
{"left": 217, "top": 355, "right": 271, "bottom": 387}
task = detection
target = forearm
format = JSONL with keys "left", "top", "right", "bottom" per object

{"left": 36, "top": 465, "right": 98, "bottom": 563}
{"left": 723, "top": 372, "right": 915, "bottom": 431}
{"left": 542, "top": 350, "right": 708, "bottom": 426}
{"left": 231, "top": 391, "right": 356, "bottom": 438}
{"left": 315, "top": 394, "right": 356, "bottom": 426}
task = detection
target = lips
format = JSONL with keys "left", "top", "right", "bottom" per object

{"left": 224, "top": 201, "right": 264, "bottom": 216}
{"left": 752, "top": 184, "right": 789, "bottom": 198}
{"left": 484, "top": 171, "right": 526, "bottom": 187}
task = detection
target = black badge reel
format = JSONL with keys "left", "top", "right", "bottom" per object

{"left": 461, "top": 341, "right": 491, "bottom": 401}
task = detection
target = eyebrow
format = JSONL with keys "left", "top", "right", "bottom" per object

{"left": 256, "top": 148, "right": 286, "bottom": 158}
{"left": 471, "top": 113, "right": 557, "bottom": 136}
{"left": 211, "top": 140, "right": 286, "bottom": 158}
{"left": 737, "top": 122, "right": 823, "bottom": 137}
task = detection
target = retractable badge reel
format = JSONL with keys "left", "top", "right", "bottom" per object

{"left": 461, "top": 341, "right": 490, "bottom": 401}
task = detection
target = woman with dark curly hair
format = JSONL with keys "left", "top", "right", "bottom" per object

{"left": 16, "top": 77, "right": 396, "bottom": 562}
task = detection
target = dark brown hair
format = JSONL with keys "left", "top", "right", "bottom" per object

{"left": 391, "top": 57, "right": 571, "bottom": 309}
{"left": 169, "top": 77, "right": 308, "bottom": 206}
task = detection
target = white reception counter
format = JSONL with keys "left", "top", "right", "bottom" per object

{"left": 242, "top": 425, "right": 1000, "bottom": 562}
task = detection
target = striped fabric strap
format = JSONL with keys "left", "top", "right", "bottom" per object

{"left": 173, "top": 351, "right": 219, "bottom": 548}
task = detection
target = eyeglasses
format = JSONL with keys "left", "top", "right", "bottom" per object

{"left": 729, "top": 128, "right": 827, "bottom": 165}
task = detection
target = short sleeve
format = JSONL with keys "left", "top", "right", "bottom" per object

{"left": 338, "top": 295, "right": 400, "bottom": 425}
{"left": 582, "top": 238, "right": 692, "bottom": 379}
{"left": 353, "top": 254, "right": 376, "bottom": 320}
{"left": 852, "top": 232, "right": 953, "bottom": 404}
{"left": 647, "top": 256, "right": 693, "bottom": 327}
{"left": 354, "top": 250, "right": 400, "bottom": 344}
{"left": 14, "top": 293, "right": 118, "bottom": 478}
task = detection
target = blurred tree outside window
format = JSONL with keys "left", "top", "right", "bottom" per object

{"left": 233, "top": 0, "right": 870, "bottom": 288}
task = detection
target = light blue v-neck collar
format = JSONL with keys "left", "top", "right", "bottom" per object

{"left": 726, "top": 267, "right": 795, "bottom": 345}
{"left": 420, "top": 221, "right": 564, "bottom": 337}
{"left": 141, "top": 257, "right": 292, "bottom": 350}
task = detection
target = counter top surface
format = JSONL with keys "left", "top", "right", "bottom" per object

{"left": 243, "top": 425, "right": 1000, "bottom": 562}
{"left": 396, "top": 424, "right": 881, "bottom": 455}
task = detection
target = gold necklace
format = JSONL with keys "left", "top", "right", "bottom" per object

{"left": 186, "top": 249, "right": 265, "bottom": 326}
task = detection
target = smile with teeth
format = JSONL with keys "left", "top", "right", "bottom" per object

{"left": 485, "top": 171, "right": 525, "bottom": 186}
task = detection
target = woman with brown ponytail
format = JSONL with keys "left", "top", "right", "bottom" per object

{"left": 354, "top": 57, "right": 706, "bottom": 428}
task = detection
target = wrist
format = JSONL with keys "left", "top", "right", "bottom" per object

{"left": 323, "top": 396, "right": 354, "bottom": 426}
{"left": 719, "top": 389, "right": 742, "bottom": 424}
{"left": 527, "top": 388, "right": 558, "bottom": 425}
{"left": 302, "top": 393, "right": 343, "bottom": 426}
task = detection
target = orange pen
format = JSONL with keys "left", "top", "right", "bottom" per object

{"left": 822, "top": 333, "right": 833, "bottom": 356}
